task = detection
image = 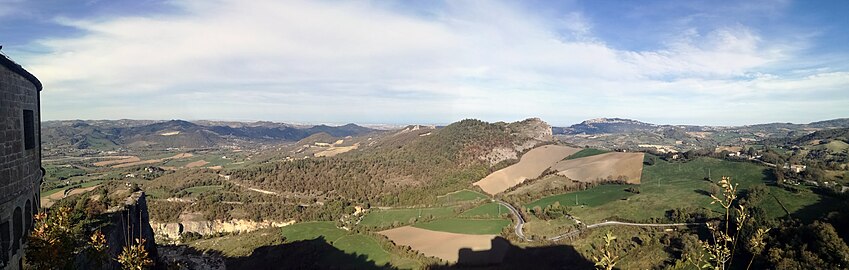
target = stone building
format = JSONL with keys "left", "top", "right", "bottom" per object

{"left": 0, "top": 52, "right": 43, "bottom": 270}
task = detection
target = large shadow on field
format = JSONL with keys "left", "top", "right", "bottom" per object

{"left": 429, "top": 237, "right": 594, "bottom": 270}
{"left": 789, "top": 188, "right": 846, "bottom": 223}
{"left": 226, "top": 236, "right": 396, "bottom": 270}
{"left": 160, "top": 236, "right": 396, "bottom": 270}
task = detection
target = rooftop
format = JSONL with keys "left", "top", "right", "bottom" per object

{"left": 0, "top": 50, "right": 42, "bottom": 91}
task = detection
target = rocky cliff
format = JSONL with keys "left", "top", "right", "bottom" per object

{"left": 97, "top": 191, "right": 158, "bottom": 269}
{"left": 479, "top": 118, "right": 554, "bottom": 165}
{"left": 152, "top": 219, "right": 296, "bottom": 243}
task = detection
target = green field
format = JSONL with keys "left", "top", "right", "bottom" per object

{"left": 279, "top": 222, "right": 420, "bottom": 269}
{"left": 192, "top": 223, "right": 420, "bottom": 269}
{"left": 280, "top": 221, "right": 349, "bottom": 242}
{"left": 528, "top": 158, "right": 829, "bottom": 223}
{"left": 359, "top": 207, "right": 456, "bottom": 227}
{"left": 523, "top": 215, "right": 578, "bottom": 239}
{"left": 412, "top": 218, "right": 511, "bottom": 235}
{"left": 43, "top": 165, "right": 87, "bottom": 181}
{"left": 332, "top": 234, "right": 420, "bottom": 269}
{"left": 460, "top": 202, "right": 509, "bottom": 218}
{"left": 41, "top": 180, "right": 104, "bottom": 198}
{"left": 189, "top": 228, "right": 285, "bottom": 257}
{"left": 565, "top": 148, "right": 608, "bottom": 160}
{"left": 527, "top": 184, "right": 634, "bottom": 210}
{"left": 436, "top": 189, "right": 488, "bottom": 203}
{"left": 822, "top": 140, "right": 849, "bottom": 152}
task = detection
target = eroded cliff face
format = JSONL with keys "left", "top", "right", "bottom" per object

{"left": 152, "top": 219, "right": 296, "bottom": 243}
{"left": 479, "top": 118, "right": 555, "bottom": 165}
{"left": 96, "top": 191, "right": 158, "bottom": 270}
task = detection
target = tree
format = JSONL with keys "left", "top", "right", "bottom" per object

{"left": 644, "top": 156, "right": 656, "bottom": 166}
{"left": 761, "top": 152, "right": 783, "bottom": 165}
{"left": 26, "top": 207, "right": 112, "bottom": 270}
{"left": 117, "top": 238, "right": 153, "bottom": 270}
{"left": 802, "top": 167, "right": 825, "bottom": 183}
{"left": 592, "top": 231, "right": 619, "bottom": 270}
{"left": 773, "top": 168, "right": 786, "bottom": 186}
{"left": 686, "top": 176, "right": 769, "bottom": 270}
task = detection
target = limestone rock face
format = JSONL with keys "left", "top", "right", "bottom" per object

{"left": 152, "top": 219, "right": 295, "bottom": 242}
{"left": 510, "top": 117, "right": 553, "bottom": 142}
{"left": 478, "top": 118, "right": 554, "bottom": 165}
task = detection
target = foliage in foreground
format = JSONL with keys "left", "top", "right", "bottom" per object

{"left": 25, "top": 204, "right": 154, "bottom": 270}
{"left": 26, "top": 207, "right": 107, "bottom": 269}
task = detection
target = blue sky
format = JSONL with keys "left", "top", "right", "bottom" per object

{"left": 1, "top": 0, "right": 848, "bottom": 126}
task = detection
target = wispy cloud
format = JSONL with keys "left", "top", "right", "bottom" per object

{"left": 18, "top": 0, "right": 849, "bottom": 125}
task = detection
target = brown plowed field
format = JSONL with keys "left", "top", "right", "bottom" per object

{"left": 549, "top": 152, "right": 644, "bottom": 184}
{"left": 113, "top": 159, "right": 161, "bottom": 168}
{"left": 185, "top": 160, "right": 210, "bottom": 168}
{"left": 93, "top": 156, "right": 140, "bottom": 166}
{"left": 379, "top": 226, "right": 505, "bottom": 263}
{"left": 473, "top": 145, "right": 579, "bottom": 195}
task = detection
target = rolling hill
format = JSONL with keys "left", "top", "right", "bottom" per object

{"left": 42, "top": 119, "right": 378, "bottom": 150}
{"left": 225, "top": 118, "right": 555, "bottom": 206}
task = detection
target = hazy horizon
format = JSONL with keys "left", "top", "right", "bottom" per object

{"left": 40, "top": 115, "right": 849, "bottom": 128}
{"left": 3, "top": 0, "right": 849, "bottom": 125}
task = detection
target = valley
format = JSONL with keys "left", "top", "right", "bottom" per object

{"left": 40, "top": 117, "right": 849, "bottom": 269}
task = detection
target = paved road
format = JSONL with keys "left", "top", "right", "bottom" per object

{"left": 547, "top": 221, "right": 702, "bottom": 241}
{"left": 494, "top": 199, "right": 702, "bottom": 242}
{"left": 494, "top": 199, "right": 528, "bottom": 241}
{"left": 586, "top": 221, "right": 701, "bottom": 229}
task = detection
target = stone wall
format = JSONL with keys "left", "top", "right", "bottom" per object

{"left": 0, "top": 54, "right": 42, "bottom": 270}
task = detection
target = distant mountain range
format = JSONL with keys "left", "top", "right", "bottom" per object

{"left": 762, "top": 127, "right": 849, "bottom": 146}
{"left": 554, "top": 117, "right": 849, "bottom": 136}
{"left": 42, "top": 117, "right": 849, "bottom": 151}
{"left": 551, "top": 117, "right": 849, "bottom": 152}
{"left": 42, "top": 120, "right": 379, "bottom": 150}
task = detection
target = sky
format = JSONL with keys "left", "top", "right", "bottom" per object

{"left": 1, "top": 0, "right": 848, "bottom": 126}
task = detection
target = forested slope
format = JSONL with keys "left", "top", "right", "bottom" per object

{"left": 225, "top": 118, "right": 554, "bottom": 206}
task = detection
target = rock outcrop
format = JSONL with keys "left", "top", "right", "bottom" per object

{"left": 152, "top": 219, "right": 296, "bottom": 243}
{"left": 479, "top": 118, "right": 554, "bottom": 165}
{"left": 96, "top": 191, "right": 158, "bottom": 270}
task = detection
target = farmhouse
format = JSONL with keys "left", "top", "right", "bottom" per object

{"left": 783, "top": 164, "right": 807, "bottom": 173}
{"left": 0, "top": 52, "right": 43, "bottom": 269}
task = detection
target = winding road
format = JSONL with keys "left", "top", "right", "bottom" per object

{"left": 494, "top": 199, "right": 702, "bottom": 242}
{"left": 494, "top": 199, "right": 528, "bottom": 241}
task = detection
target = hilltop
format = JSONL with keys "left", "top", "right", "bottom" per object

{"left": 41, "top": 119, "right": 378, "bottom": 151}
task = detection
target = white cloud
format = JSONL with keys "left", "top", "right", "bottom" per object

{"left": 23, "top": 0, "right": 849, "bottom": 125}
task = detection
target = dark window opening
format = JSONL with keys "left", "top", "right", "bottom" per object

{"left": 12, "top": 208, "right": 21, "bottom": 253}
{"left": 24, "top": 200, "right": 32, "bottom": 238}
{"left": 1, "top": 221, "right": 9, "bottom": 265}
{"left": 23, "top": 110, "right": 35, "bottom": 150}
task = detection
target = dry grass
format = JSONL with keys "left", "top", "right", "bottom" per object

{"left": 714, "top": 146, "right": 743, "bottom": 153}
{"left": 314, "top": 143, "right": 360, "bottom": 157}
{"left": 102, "top": 153, "right": 194, "bottom": 168}
{"left": 169, "top": 153, "right": 194, "bottom": 159}
{"left": 113, "top": 159, "right": 162, "bottom": 168}
{"left": 185, "top": 160, "right": 210, "bottom": 168}
{"left": 473, "top": 145, "right": 579, "bottom": 195}
{"left": 550, "top": 152, "right": 645, "bottom": 184}
{"left": 506, "top": 174, "right": 578, "bottom": 196}
{"left": 93, "top": 156, "right": 140, "bottom": 166}
{"left": 41, "top": 185, "right": 101, "bottom": 208}
{"left": 378, "top": 226, "right": 501, "bottom": 263}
